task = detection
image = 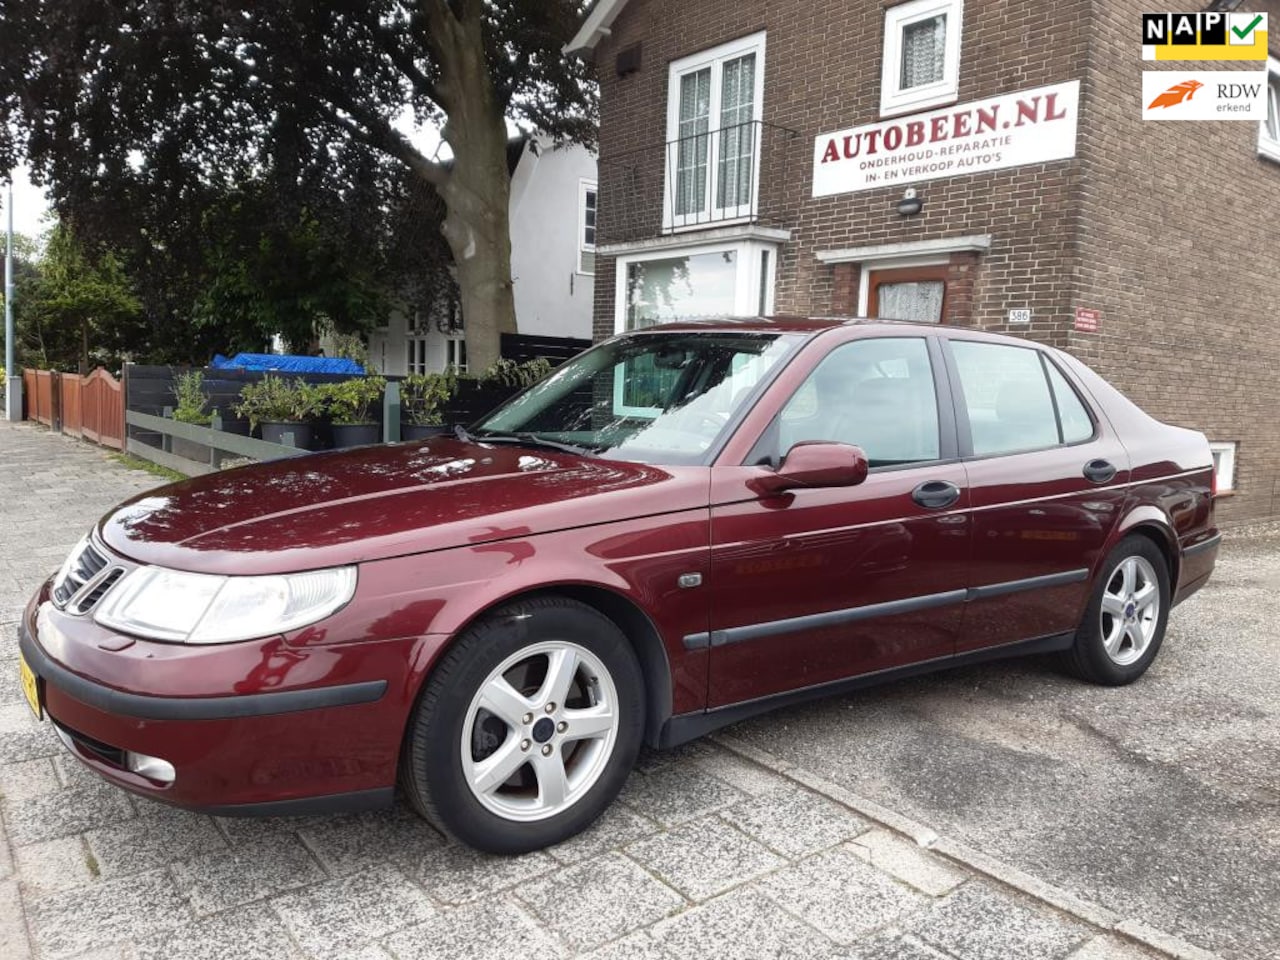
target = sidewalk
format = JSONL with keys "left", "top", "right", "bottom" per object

{"left": 0, "top": 422, "right": 1212, "bottom": 960}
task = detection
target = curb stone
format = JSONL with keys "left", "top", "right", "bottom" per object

{"left": 709, "top": 733, "right": 1221, "bottom": 960}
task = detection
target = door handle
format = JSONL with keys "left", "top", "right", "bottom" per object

{"left": 912, "top": 480, "right": 961, "bottom": 510}
{"left": 1082, "top": 459, "right": 1117, "bottom": 484}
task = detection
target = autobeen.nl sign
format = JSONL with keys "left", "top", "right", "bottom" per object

{"left": 812, "top": 81, "right": 1080, "bottom": 197}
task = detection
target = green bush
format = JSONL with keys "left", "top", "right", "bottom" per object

{"left": 171, "top": 370, "right": 213, "bottom": 426}
{"left": 477, "top": 356, "right": 552, "bottom": 389}
{"left": 233, "top": 375, "right": 321, "bottom": 429}
{"left": 317, "top": 376, "right": 386, "bottom": 425}
{"left": 400, "top": 371, "right": 456, "bottom": 426}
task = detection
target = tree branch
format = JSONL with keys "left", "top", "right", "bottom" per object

{"left": 314, "top": 97, "right": 450, "bottom": 188}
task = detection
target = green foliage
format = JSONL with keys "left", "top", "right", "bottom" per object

{"left": 108, "top": 453, "right": 186, "bottom": 483}
{"left": 170, "top": 370, "right": 213, "bottom": 425}
{"left": 193, "top": 207, "right": 393, "bottom": 357}
{"left": 233, "top": 375, "right": 322, "bottom": 429}
{"left": 316, "top": 376, "right": 386, "bottom": 425}
{"left": 401, "top": 371, "right": 457, "bottom": 426}
{"left": 325, "top": 328, "right": 376, "bottom": 374}
{"left": 478, "top": 357, "right": 553, "bottom": 389}
{"left": 1, "top": 0, "right": 596, "bottom": 371}
{"left": 18, "top": 224, "right": 143, "bottom": 372}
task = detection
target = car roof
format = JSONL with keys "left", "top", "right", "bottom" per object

{"left": 626, "top": 316, "right": 1059, "bottom": 350}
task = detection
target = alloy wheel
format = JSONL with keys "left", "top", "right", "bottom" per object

{"left": 1099, "top": 555, "right": 1161, "bottom": 667}
{"left": 460, "top": 641, "right": 619, "bottom": 822}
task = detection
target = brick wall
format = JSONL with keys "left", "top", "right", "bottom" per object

{"left": 1073, "top": 0, "right": 1280, "bottom": 524}
{"left": 588, "top": 0, "right": 1280, "bottom": 521}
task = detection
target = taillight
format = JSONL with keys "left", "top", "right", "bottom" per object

{"left": 1210, "top": 460, "right": 1217, "bottom": 498}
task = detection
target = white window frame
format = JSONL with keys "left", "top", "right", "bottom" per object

{"left": 1209, "top": 441, "right": 1237, "bottom": 493}
{"left": 407, "top": 335, "right": 431, "bottom": 376}
{"left": 612, "top": 238, "right": 778, "bottom": 335}
{"left": 445, "top": 336, "right": 468, "bottom": 374}
{"left": 578, "top": 179, "right": 598, "bottom": 275}
{"left": 880, "top": 0, "right": 964, "bottom": 118}
{"left": 1260, "top": 57, "right": 1280, "bottom": 164}
{"left": 611, "top": 239, "right": 777, "bottom": 418}
{"left": 664, "top": 31, "right": 767, "bottom": 231}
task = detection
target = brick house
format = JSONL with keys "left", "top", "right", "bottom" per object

{"left": 567, "top": 0, "right": 1280, "bottom": 524}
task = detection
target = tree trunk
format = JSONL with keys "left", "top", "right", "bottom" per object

{"left": 429, "top": 4, "right": 518, "bottom": 374}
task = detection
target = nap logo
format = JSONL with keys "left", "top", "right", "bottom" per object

{"left": 1141, "top": 11, "right": 1268, "bottom": 60}
{"left": 1141, "top": 71, "right": 1268, "bottom": 120}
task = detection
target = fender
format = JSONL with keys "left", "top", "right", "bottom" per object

{"left": 1105, "top": 503, "right": 1180, "bottom": 586}
{"left": 295, "top": 510, "right": 713, "bottom": 726}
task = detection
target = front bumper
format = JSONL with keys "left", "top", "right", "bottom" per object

{"left": 19, "top": 586, "right": 438, "bottom": 814}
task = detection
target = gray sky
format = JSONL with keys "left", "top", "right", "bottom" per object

{"left": 4, "top": 165, "right": 51, "bottom": 240}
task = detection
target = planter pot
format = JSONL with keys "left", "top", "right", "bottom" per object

{"left": 330, "top": 422, "right": 381, "bottom": 448}
{"left": 401, "top": 423, "right": 450, "bottom": 441}
{"left": 261, "top": 421, "right": 314, "bottom": 449}
{"left": 217, "top": 417, "right": 251, "bottom": 437}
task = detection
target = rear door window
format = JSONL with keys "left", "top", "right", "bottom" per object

{"left": 950, "top": 341, "right": 1090, "bottom": 457}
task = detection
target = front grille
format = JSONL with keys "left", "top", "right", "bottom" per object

{"left": 71, "top": 568, "right": 125, "bottom": 615}
{"left": 51, "top": 540, "right": 122, "bottom": 614}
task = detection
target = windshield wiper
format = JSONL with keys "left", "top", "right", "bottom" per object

{"left": 470, "top": 431, "right": 594, "bottom": 457}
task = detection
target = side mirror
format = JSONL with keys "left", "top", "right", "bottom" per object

{"left": 754, "top": 441, "right": 869, "bottom": 494}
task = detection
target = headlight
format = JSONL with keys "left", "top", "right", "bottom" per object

{"left": 94, "top": 566, "right": 357, "bottom": 644}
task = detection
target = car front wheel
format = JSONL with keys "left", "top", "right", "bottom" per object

{"left": 401, "top": 597, "right": 645, "bottom": 853}
{"left": 1064, "top": 535, "right": 1171, "bottom": 685}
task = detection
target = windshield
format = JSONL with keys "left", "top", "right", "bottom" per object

{"left": 472, "top": 332, "right": 801, "bottom": 464}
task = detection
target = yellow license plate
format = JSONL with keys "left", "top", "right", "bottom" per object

{"left": 19, "top": 654, "right": 42, "bottom": 721}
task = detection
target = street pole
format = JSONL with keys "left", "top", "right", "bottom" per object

{"left": 4, "top": 176, "right": 21, "bottom": 421}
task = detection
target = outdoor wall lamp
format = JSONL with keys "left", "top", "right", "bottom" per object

{"left": 896, "top": 187, "right": 923, "bottom": 217}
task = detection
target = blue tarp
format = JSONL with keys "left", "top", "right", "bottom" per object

{"left": 210, "top": 353, "right": 365, "bottom": 375}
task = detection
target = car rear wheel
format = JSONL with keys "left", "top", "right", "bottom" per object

{"left": 401, "top": 597, "right": 645, "bottom": 853}
{"left": 1064, "top": 535, "right": 1170, "bottom": 685}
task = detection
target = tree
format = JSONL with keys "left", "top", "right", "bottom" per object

{"left": 22, "top": 224, "right": 143, "bottom": 373}
{"left": 0, "top": 1, "right": 597, "bottom": 370}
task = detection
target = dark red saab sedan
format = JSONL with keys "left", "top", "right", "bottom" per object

{"left": 19, "top": 319, "right": 1220, "bottom": 853}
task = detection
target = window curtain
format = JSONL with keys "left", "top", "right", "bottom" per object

{"left": 877, "top": 281, "right": 946, "bottom": 323}
{"left": 717, "top": 53, "right": 756, "bottom": 210}
{"left": 901, "top": 15, "right": 947, "bottom": 89}
{"left": 676, "top": 69, "right": 711, "bottom": 216}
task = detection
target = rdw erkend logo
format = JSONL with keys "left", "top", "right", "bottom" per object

{"left": 1147, "top": 79, "right": 1204, "bottom": 109}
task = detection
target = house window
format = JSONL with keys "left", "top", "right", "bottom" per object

{"left": 407, "top": 336, "right": 431, "bottom": 375}
{"left": 666, "top": 32, "right": 766, "bottom": 229}
{"left": 1210, "top": 441, "right": 1237, "bottom": 493}
{"left": 1260, "top": 58, "right": 1280, "bottom": 163}
{"left": 880, "top": 0, "right": 964, "bottom": 117}
{"left": 614, "top": 240, "right": 777, "bottom": 333}
{"left": 579, "top": 180, "right": 598, "bottom": 275}
{"left": 446, "top": 337, "right": 468, "bottom": 373}
{"left": 868, "top": 265, "right": 950, "bottom": 323}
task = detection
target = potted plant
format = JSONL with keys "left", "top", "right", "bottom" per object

{"left": 234, "top": 375, "right": 321, "bottom": 448}
{"left": 319, "top": 376, "right": 386, "bottom": 448}
{"left": 400, "top": 371, "right": 456, "bottom": 440}
{"left": 168, "top": 369, "right": 214, "bottom": 462}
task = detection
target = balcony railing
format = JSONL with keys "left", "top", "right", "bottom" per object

{"left": 598, "top": 119, "right": 801, "bottom": 245}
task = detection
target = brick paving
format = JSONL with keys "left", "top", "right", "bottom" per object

{"left": 0, "top": 422, "right": 1203, "bottom": 960}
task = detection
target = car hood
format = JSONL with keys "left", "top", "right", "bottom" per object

{"left": 99, "top": 438, "right": 710, "bottom": 575}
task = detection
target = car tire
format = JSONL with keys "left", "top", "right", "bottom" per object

{"left": 1063, "top": 535, "right": 1171, "bottom": 686}
{"left": 400, "top": 596, "right": 645, "bottom": 854}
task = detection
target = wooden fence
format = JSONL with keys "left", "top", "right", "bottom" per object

{"left": 21, "top": 367, "right": 125, "bottom": 450}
